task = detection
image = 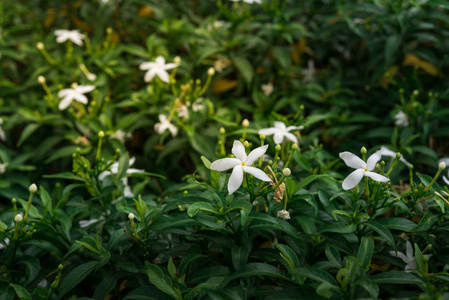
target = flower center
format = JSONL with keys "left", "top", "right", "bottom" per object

{"left": 364, "top": 167, "right": 368, "bottom": 172}
{"left": 241, "top": 162, "right": 246, "bottom": 166}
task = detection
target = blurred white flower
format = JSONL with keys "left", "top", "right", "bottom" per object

{"left": 339, "top": 150, "right": 389, "bottom": 190}
{"left": 277, "top": 210, "right": 291, "bottom": 220}
{"left": 439, "top": 157, "right": 449, "bottom": 185}
{"left": 0, "top": 117, "right": 5, "bottom": 141}
{"left": 259, "top": 121, "right": 304, "bottom": 144}
{"left": 176, "top": 105, "right": 189, "bottom": 119}
{"left": 192, "top": 98, "right": 205, "bottom": 112}
{"left": 87, "top": 73, "right": 97, "bottom": 81}
{"left": 54, "top": 29, "right": 85, "bottom": 46}
{"left": 58, "top": 84, "right": 95, "bottom": 110}
{"left": 79, "top": 217, "right": 104, "bottom": 228}
{"left": 301, "top": 59, "right": 316, "bottom": 83}
{"left": 154, "top": 114, "right": 178, "bottom": 137}
{"left": 139, "top": 56, "right": 178, "bottom": 83}
{"left": 389, "top": 241, "right": 431, "bottom": 272}
{"left": 0, "top": 238, "right": 10, "bottom": 250}
{"left": 213, "top": 56, "right": 231, "bottom": 73}
{"left": 210, "top": 140, "right": 271, "bottom": 194}
{"left": 380, "top": 146, "right": 411, "bottom": 167}
{"left": 230, "top": 0, "right": 262, "bottom": 3}
{"left": 261, "top": 83, "right": 273, "bottom": 96}
{"left": 0, "top": 162, "right": 8, "bottom": 174}
{"left": 394, "top": 110, "right": 409, "bottom": 127}
{"left": 109, "top": 130, "right": 132, "bottom": 143}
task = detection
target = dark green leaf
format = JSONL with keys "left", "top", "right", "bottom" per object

{"left": 59, "top": 261, "right": 98, "bottom": 298}
{"left": 9, "top": 284, "right": 31, "bottom": 300}
{"left": 93, "top": 272, "right": 120, "bottom": 300}
{"left": 145, "top": 262, "right": 180, "bottom": 300}
{"left": 364, "top": 221, "right": 396, "bottom": 251}
{"left": 372, "top": 271, "right": 423, "bottom": 284}
{"left": 357, "top": 237, "right": 375, "bottom": 270}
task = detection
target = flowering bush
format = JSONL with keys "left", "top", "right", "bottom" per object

{"left": 1, "top": 0, "right": 449, "bottom": 299}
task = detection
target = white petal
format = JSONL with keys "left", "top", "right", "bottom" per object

{"left": 246, "top": 144, "right": 268, "bottom": 165}
{"left": 56, "top": 35, "right": 68, "bottom": 43}
{"left": 75, "top": 85, "right": 95, "bottom": 94}
{"left": 144, "top": 68, "right": 158, "bottom": 82}
{"left": 364, "top": 172, "right": 389, "bottom": 183}
{"left": 73, "top": 93, "right": 88, "bottom": 104}
{"left": 342, "top": 169, "right": 364, "bottom": 190}
{"left": 405, "top": 261, "right": 417, "bottom": 272}
{"left": 286, "top": 125, "right": 304, "bottom": 132}
{"left": 283, "top": 132, "right": 298, "bottom": 144}
{"left": 156, "top": 69, "right": 170, "bottom": 83}
{"left": 155, "top": 56, "right": 165, "bottom": 65}
{"left": 389, "top": 251, "right": 411, "bottom": 264}
{"left": 129, "top": 157, "right": 136, "bottom": 166}
{"left": 58, "top": 89, "right": 73, "bottom": 97}
{"left": 98, "top": 170, "right": 110, "bottom": 181}
{"left": 210, "top": 158, "right": 241, "bottom": 171}
{"left": 273, "top": 131, "right": 284, "bottom": 144}
{"left": 127, "top": 168, "right": 144, "bottom": 175}
{"left": 274, "top": 121, "right": 286, "bottom": 130}
{"left": 258, "top": 128, "right": 277, "bottom": 136}
{"left": 232, "top": 140, "right": 247, "bottom": 161}
{"left": 405, "top": 241, "right": 414, "bottom": 260}
{"left": 158, "top": 114, "right": 168, "bottom": 122}
{"left": 167, "top": 123, "right": 178, "bottom": 136}
{"left": 443, "top": 175, "right": 449, "bottom": 186}
{"left": 58, "top": 95, "right": 73, "bottom": 110}
{"left": 163, "top": 63, "right": 178, "bottom": 70}
{"left": 366, "top": 150, "right": 382, "bottom": 171}
{"left": 339, "top": 152, "right": 366, "bottom": 169}
{"left": 70, "top": 35, "right": 84, "bottom": 46}
{"left": 140, "top": 62, "right": 155, "bottom": 70}
{"left": 243, "top": 166, "right": 271, "bottom": 182}
{"left": 228, "top": 165, "right": 243, "bottom": 195}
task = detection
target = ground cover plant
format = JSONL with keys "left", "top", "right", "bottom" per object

{"left": 2, "top": 0, "right": 449, "bottom": 299}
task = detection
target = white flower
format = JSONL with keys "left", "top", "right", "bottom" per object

{"left": 380, "top": 146, "right": 411, "bottom": 167}
{"left": 109, "top": 130, "right": 132, "bottom": 143}
{"left": 54, "top": 30, "right": 85, "bottom": 46}
{"left": 0, "top": 162, "right": 8, "bottom": 174}
{"left": 57, "top": 85, "right": 95, "bottom": 110}
{"left": 154, "top": 114, "right": 178, "bottom": 137}
{"left": 192, "top": 98, "right": 205, "bottom": 112}
{"left": 210, "top": 140, "right": 272, "bottom": 194}
{"left": 139, "top": 56, "right": 178, "bottom": 83}
{"left": 277, "top": 210, "right": 291, "bottom": 220}
{"left": 79, "top": 217, "right": 104, "bottom": 228}
{"left": 339, "top": 150, "right": 390, "bottom": 190}
{"left": 0, "top": 117, "right": 5, "bottom": 141}
{"left": 439, "top": 158, "right": 449, "bottom": 185}
{"left": 0, "top": 238, "right": 10, "bottom": 251}
{"left": 176, "top": 105, "right": 189, "bottom": 119}
{"left": 98, "top": 157, "right": 144, "bottom": 181}
{"left": 394, "top": 110, "right": 409, "bottom": 127}
{"left": 389, "top": 241, "right": 431, "bottom": 272}
{"left": 261, "top": 83, "right": 273, "bottom": 96}
{"left": 230, "top": 0, "right": 262, "bottom": 3}
{"left": 259, "top": 121, "right": 304, "bottom": 144}
{"left": 301, "top": 59, "right": 316, "bottom": 83}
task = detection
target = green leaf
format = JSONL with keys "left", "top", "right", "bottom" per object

{"left": 45, "top": 146, "right": 88, "bottom": 164}
{"left": 168, "top": 257, "right": 177, "bottom": 278}
{"left": 145, "top": 262, "right": 180, "bottom": 300}
{"left": 295, "top": 174, "right": 332, "bottom": 192}
{"left": 319, "top": 222, "right": 356, "bottom": 234}
{"left": 316, "top": 282, "right": 336, "bottom": 299}
{"left": 249, "top": 212, "right": 300, "bottom": 238}
{"left": 93, "top": 272, "right": 120, "bottom": 300}
{"left": 9, "top": 284, "right": 31, "bottom": 300}
{"left": 372, "top": 271, "right": 423, "bottom": 284}
{"left": 59, "top": 261, "right": 98, "bottom": 298}
{"left": 324, "top": 244, "right": 341, "bottom": 266}
{"left": 414, "top": 243, "right": 428, "bottom": 276}
{"left": 376, "top": 217, "right": 417, "bottom": 231}
{"left": 200, "top": 156, "right": 211, "bottom": 169}
{"left": 18, "top": 256, "right": 41, "bottom": 286}
{"left": 231, "top": 245, "right": 249, "bottom": 271}
{"left": 221, "top": 263, "right": 290, "bottom": 288}
{"left": 43, "top": 172, "right": 87, "bottom": 182}
{"left": 57, "top": 210, "right": 72, "bottom": 242}
{"left": 412, "top": 212, "right": 438, "bottom": 232}
{"left": 187, "top": 202, "right": 219, "bottom": 218}
{"left": 76, "top": 240, "right": 101, "bottom": 255}
{"left": 233, "top": 56, "right": 253, "bottom": 84}
{"left": 188, "top": 266, "right": 230, "bottom": 285}
{"left": 357, "top": 237, "right": 374, "bottom": 270}
{"left": 123, "top": 286, "right": 173, "bottom": 300}
{"left": 178, "top": 254, "right": 208, "bottom": 275}
{"left": 291, "top": 267, "right": 338, "bottom": 285}
{"left": 226, "top": 200, "right": 252, "bottom": 226}
{"left": 274, "top": 243, "right": 300, "bottom": 269}
{"left": 364, "top": 221, "right": 396, "bottom": 252}
{"left": 39, "top": 185, "right": 53, "bottom": 213}
{"left": 17, "top": 123, "right": 40, "bottom": 147}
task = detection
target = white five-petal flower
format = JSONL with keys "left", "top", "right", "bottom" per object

{"left": 210, "top": 140, "right": 272, "bottom": 194}
{"left": 259, "top": 121, "right": 304, "bottom": 145}
{"left": 0, "top": 117, "right": 5, "bottom": 141}
{"left": 230, "top": 0, "right": 262, "bottom": 3}
{"left": 154, "top": 114, "right": 178, "bottom": 137}
{"left": 58, "top": 84, "right": 95, "bottom": 110}
{"left": 139, "top": 56, "right": 178, "bottom": 83}
{"left": 380, "top": 146, "right": 411, "bottom": 167}
{"left": 339, "top": 150, "right": 389, "bottom": 190}
{"left": 394, "top": 110, "right": 409, "bottom": 127}
{"left": 389, "top": 241, "right": 431, "bottom": 272}
{"left": 54, "top": 29, "right": 85, "bottom": 46}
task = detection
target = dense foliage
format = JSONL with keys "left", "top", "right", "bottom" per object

{"left": 2, "top": 0, "right": 449, "bottom": 299}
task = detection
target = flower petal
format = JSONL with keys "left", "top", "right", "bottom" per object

{"left": 232, "top": 140, "right": 247, "bottom": 161}
{"left": 75, "top": 85, "right": 95, "bottom": 94}
{"left": 342, "top": 168, "right": 364, "bottom": 190}
{"left": 273, "top": 131, "right": 284, "bottom": 144}
{"left": 286, "top": 125, "right": 304, "bottom": 132}
{"left": 58, "top": 95, "right": 73, "bottom": 110}
{"left": 405, "top": 241, "right": 414, "bottom": 260}
{"left": 366, "top": 150, "right": 382, "bottom": 171}
{"left": 167, "top": 123, "right": 178, "bottom": 136}
{"left": 156, "top": 69, "right": 170, "bottom": 83}
{"left": 258, "top": 127, "right": 277, "bottom": 136}
{"left": 274, "top": 121, "right": 286, "bottom": 130}
{"left": 210, "top": 158, "right": 241, "bottom": 171}
{"left": 339, "top": 152, "right": 366, "bottom": 169}
{"left": 144, "top": 68, "right": 158, "bottom": 82}
{"left": 228, "top": 165, "right": 243, "bottom": 195}
{"left": 246, "top": 144, "right": 268, "bottom": 165}
{"left": 155, "top": 56, "right": 165, "bottom": 65}
{"left": 58, "top": 89, "right": 72, "bottom": 97}
{"left": 243, "top": 166, "right": 271, "bottom": 182}
{"left": 283, "top": 132, "right": 298, "bottom": 144}
{"left": 444, "top": 175, "right": 449, "bottom": 186}
{"left": 140, "top": 62, "right": 156, "bottom": 70}
{"left": 73, "top": 93, "right": 88, "bottom": 105}
{"left": 389, "top": 251, "right": 412, "bottom": 264}
{"left": 364, "top": 171, "right": 389, "bottom": 183}
{"left": 163, "top": 63, "right": 178, "bottom": 70}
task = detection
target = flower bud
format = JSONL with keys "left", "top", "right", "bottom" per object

{"left": 14, "top": 214, "right": 23, "bottom": 223}
{"left": 106, "top": 27, "right": 113, "bottom": 34}
{"left": 243, "top": 140, "right": 250, "bottom": 148}
{"left": 58, "top": 264, "right": 64, "bottom": 271}
{"left": 29, "top": 184, "right": 38, "bottom": 194}
{"left": 396, "top": 152, "right": 402, "bottom": 159}
{"left": 36, "top": 42, "right": 44, "bottom": 50}
{"left": 260, "top": 133, "right": 266, "bottom": 140}
{"left": 87, "top": 73, "right": 97, "bottom": 81}
{"left": 439, "top": 162, "right": 446, "bottom": 170}
{"left": 128, "top": 213, "right": 135, "bottom": 220}
{"left": 219, "top": 127, "right": 225, "bottom": 134}
{"left": 292, "top": 143, "right": 298, "bottom": 150}
{"left": 208, "top": 67, "right": 215, "bottom": 76}
{"left": 360, "top": 147, "right": 367, "bottom": 155}
{"left": 282, "top": 168, "right": 291, "bottom": 177}
{"left": 37, "top": 76, "right": 46, "bottom": 84}
{"left": 71, "top": 82, "right": 78, "bottom": 89}
{"left": 275, "top": 144, "right": 281, "bottom": 151}
{"left": 277, "top": 210, "right": 291, "bottom": 220}
{"left": 242, "top": 119, "right": 250, "bottom": 127}
{"left": 174, "top": 56, "right": 181, "bottom": 65}
{"left": 98, "top": 131, "right": 105, "bottom": 138}
{"left": 11, "top": 198, "right": 16, "bottom": 204}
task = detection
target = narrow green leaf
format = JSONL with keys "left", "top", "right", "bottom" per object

{"left": 17, "top": 123, "right": 40, "bottom": 147}
{"left": 412, "top": 212, "right": 438, "bottom": 232}
{"left": 376, "top": 218, "right": 417, "bottom": 231}
{"left": 320, "top": 222, "right": 356, "bottom": 234}
{"left": 226, "top": 200, "right": 252, "bottom": 226}
{"left": 221, "top": 263, "right": 290, "bottom": 288}
{"left": 291, "top": 267, "right": 338, "bottom": 285}
{"left": 274, "top": 243, "right": 300, "bottom": 269}
{"left": 168, "top": 257, "right": 177, "bottom": 278}
{"left": 233, "top": 56, "right": 253, "bottom": 84}
{"left": 39, "top": 185, "right": 53, "bottom": 213}
{"left": 145, "top": 262, "right": 180, "bottom": 300}
{"left": 364, "top": 221, "right": 396, "bottom": 251}
{"left": 187, "top": 202, "right": 219, "bottom": 218}
{"left": 231, "top": 245, "right": 249, "bottom": 271}
{"left": 58, "top": 261, "right": 98, "bottom": 298}
{"left": 414, "top": 243, "right": 428, "bottom": 276}
{"left": 372, "top": 271, "right": 423, "bottom": 284}
{"left": 200, "top": 156, "right": 211, "bottom": 169}
{"left": 93, "top": 272, "right": 120, "bottom": 300}
{"left": 357, "top": 237, "right": 375, "bottom": 270}
{"left": 10, "top": 283, "right": 31, "bottom": 300}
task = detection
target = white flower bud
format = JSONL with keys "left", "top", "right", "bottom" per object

{"left": 174, "top": 56, "right": 181, "bottom": 65}
{"left": 242, "top": 119, "right": 250, "bottom": 127}
{"left": 207, "top": 67, "right": 215, "bottom": 76}
{"left": 98, "top": 131, "right": 105, "bottom": 138}
{"left": 14, "top": 214, "right": 23, "bottom": 223}
{"left": 282, "top": 168, "right": 291, "bottom": 177}
{"left": 37, "top": 76, "right": 46, "bottom": 84}
{"left": 36, "top": 42, "right": 45, "bottom": 50}
{"left": 87, "top": 73, "right": 97, "bottom": 81}
{"left": 219, "top": 127, "right": 225, "bottom": 134}
{"left": 128, "top": 213, "right": 135, "bottom": 220}
{"left": 71, "top": 82, "right": 78, "bottom": 89}
{"left": 439, "top": 162, "right": 446, "bottom": 170}
{"left": 277, "top": 210, "right": 290, "bottom": 220}
{"left": 29, "top": 184, "right": 38, "bottom": 194}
